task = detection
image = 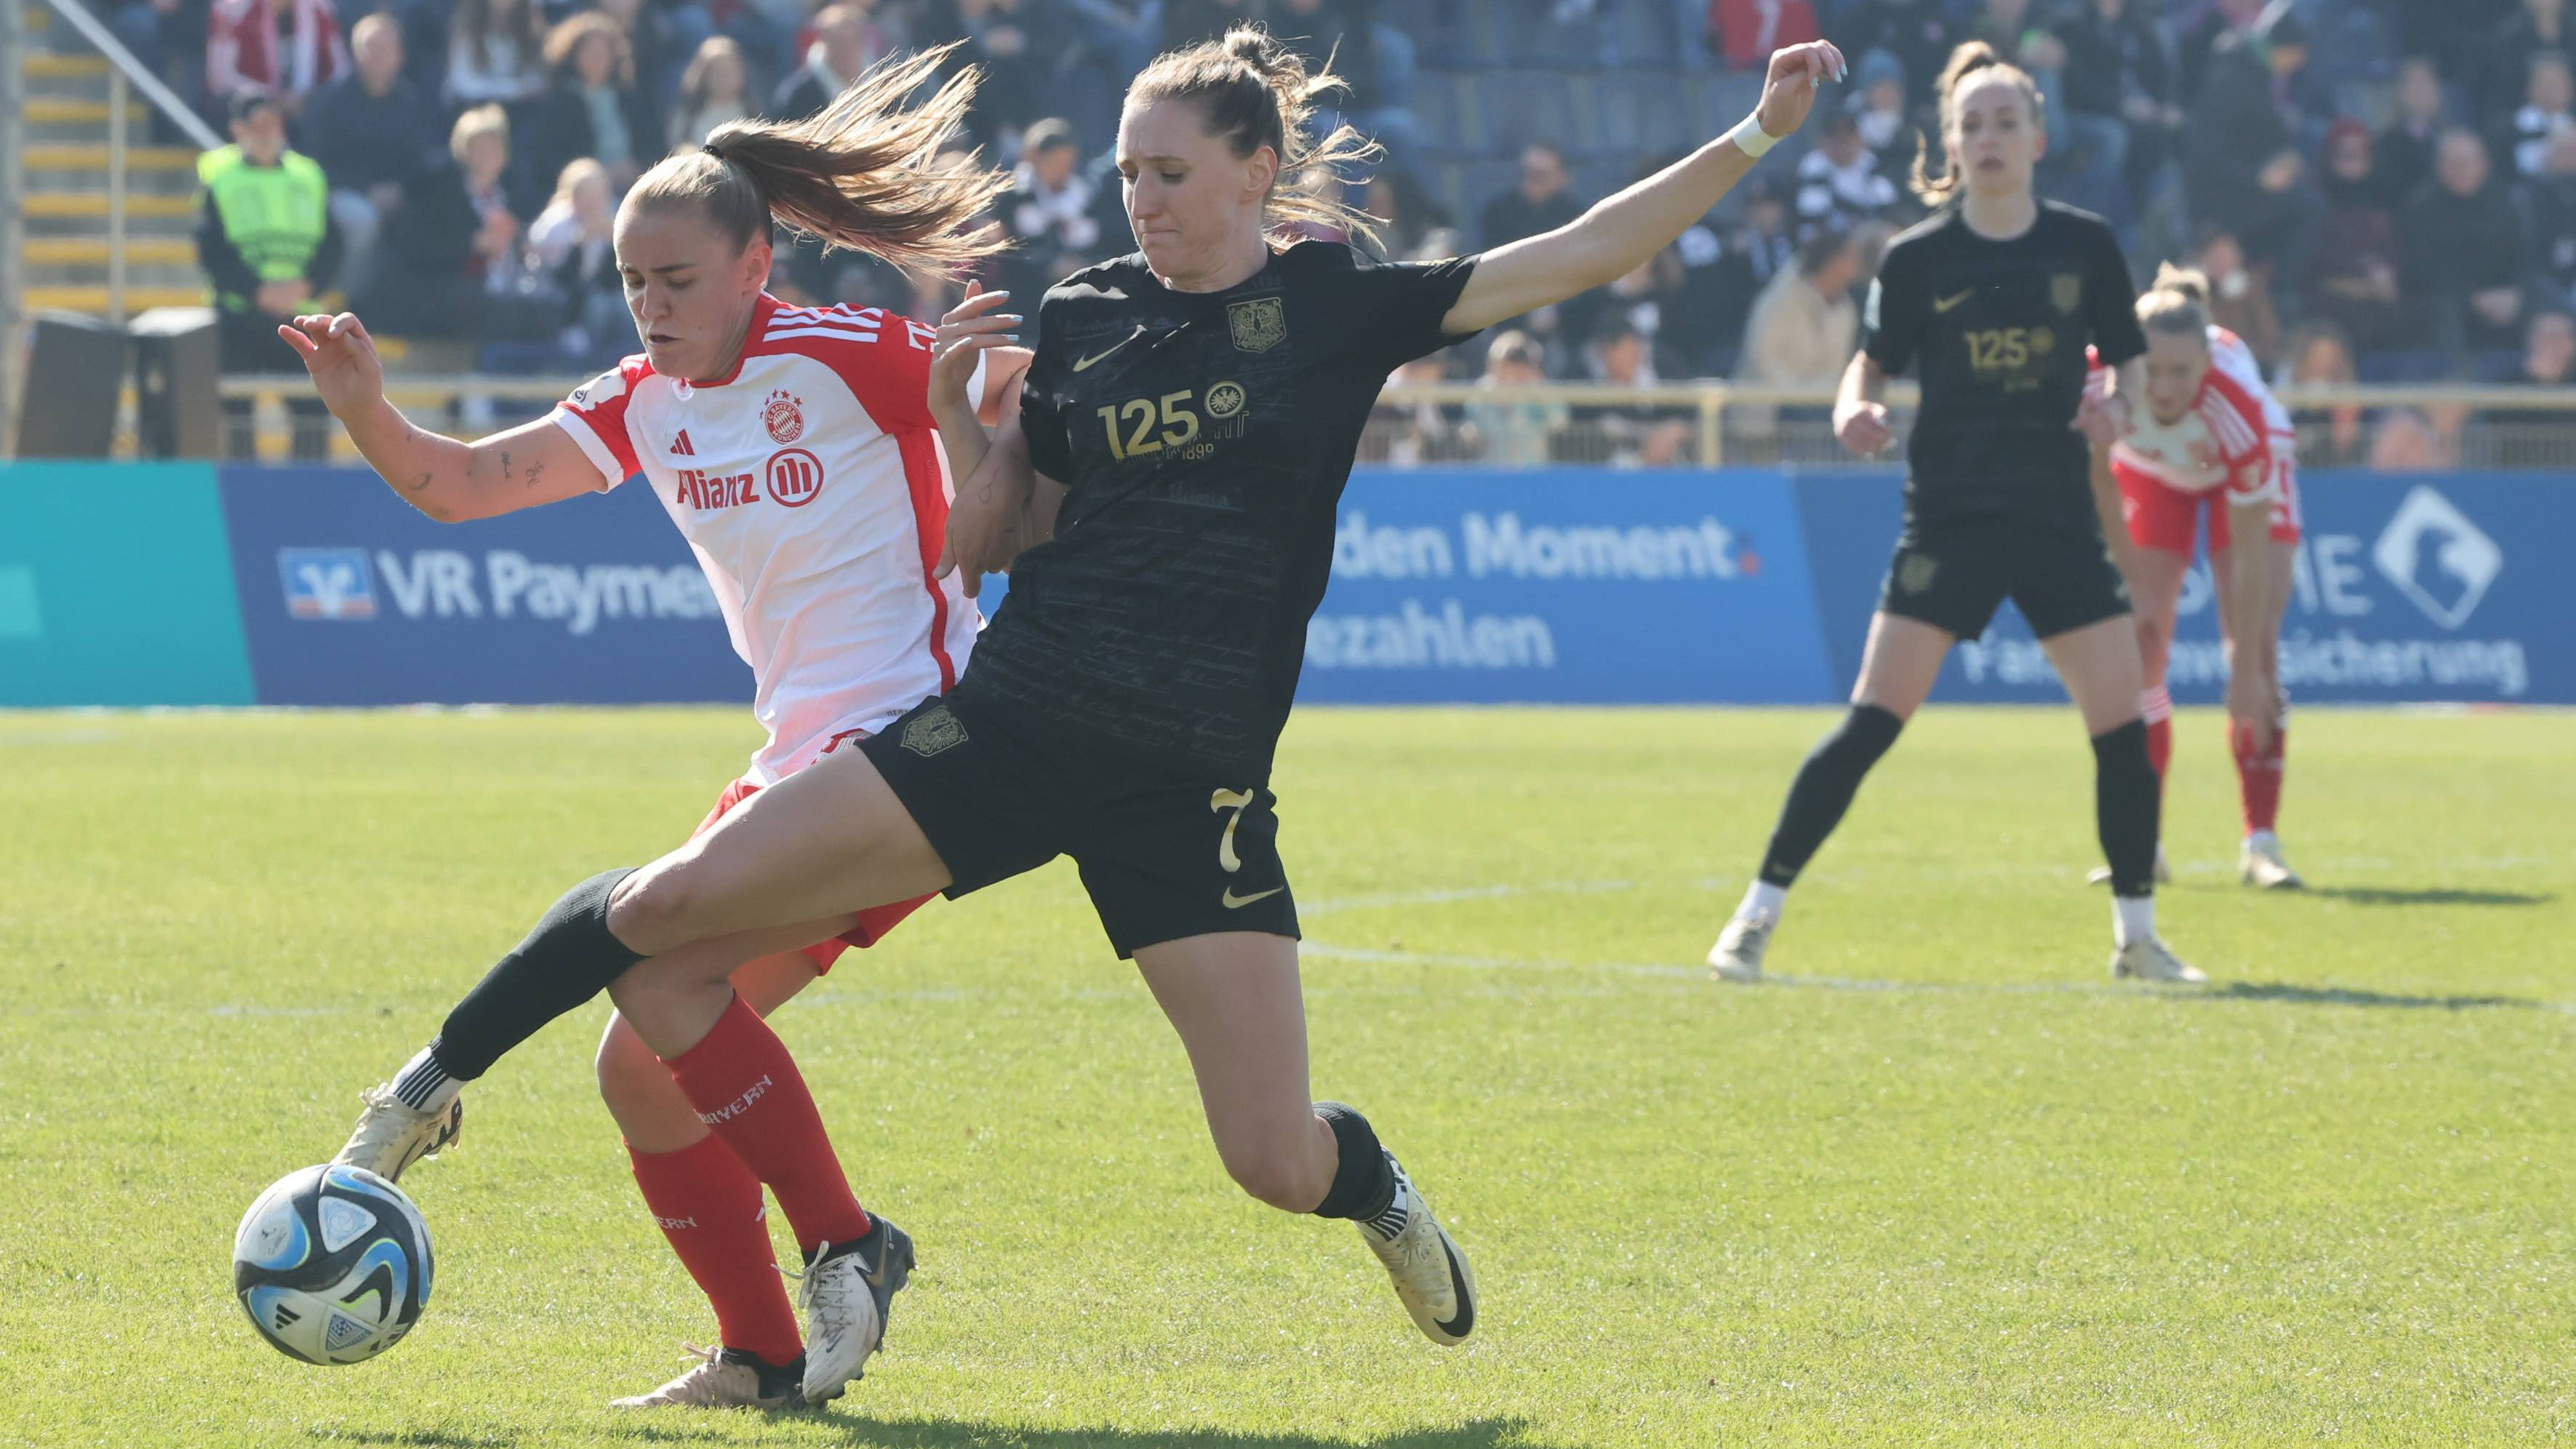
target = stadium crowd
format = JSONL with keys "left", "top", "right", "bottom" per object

{"left": 132, "top": 0, "right": 2576, "bottom": 460}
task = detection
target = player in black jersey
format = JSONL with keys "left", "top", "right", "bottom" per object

{"left": 321, "top": 25, "right": 1847, "bottom": 1363}
{"left": 1707, "top": 41, "right": 2206, "bottom": 987}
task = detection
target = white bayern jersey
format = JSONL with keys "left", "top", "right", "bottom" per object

{"left": 2097, "top": 326, "right": 2292, "bottom": 505}
{"left": 551, "top": 294, "right": 982, "bottom": 784}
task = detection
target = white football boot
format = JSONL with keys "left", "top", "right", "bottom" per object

{"left": 2239, "top": 835, "right": 2305, "bottom": 890}
{"left": 331, "top": 1085, "right": 463, "bottom": 1183}
{"left": 1705, "top": 911, "right": 1776, "bottom": 982}
{"left": 2087, "top": 847, "right": 2173, "bottom": 888}
{"left": 610, "top": 1345, "right": 802, "bottom": 1410}
{"left": 1357, "top": 1152, "right": 1477, "bottom": 1345}
{"left": 2111, "top": 935, "right": 2207, "bottom": 984}
{"left": 791, "top": 1216, "right": 913, "bottom": 1404}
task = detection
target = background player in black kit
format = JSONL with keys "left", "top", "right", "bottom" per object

{"left": 1708, "top": 41, "right": 2207, "bottom": 987}
{"left": 323, "top": 25, "right": 1850, "bottom": 1365}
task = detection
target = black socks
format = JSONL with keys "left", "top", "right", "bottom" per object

{"left": 422, "top": 867, "right": 645, "bottom": 1085}
{"left": 1310, "top": 1101, "right": 1396, "bottom": 1221}
{"left": 2092, "top": 718, "right": 2161, "bottom": 899}
{"left": 1757, "top": 705, "right": 1905, "bottom": 888}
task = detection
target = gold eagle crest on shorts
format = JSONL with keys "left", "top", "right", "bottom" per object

{"left": 1897, "top": 553, "right": 1940, "bottom": 595}
{"left": 900, "top": 704, "right": 969, "bottom": 758}
{"left": 2051, "top": 273, "right": 2083, "bottom": 314}
{"left": 1228, "top": 297, "right": 1286, "bottom": 353}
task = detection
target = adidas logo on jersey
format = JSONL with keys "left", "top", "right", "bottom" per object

{"left": 669, "top": 430, "right": 696, "bottom": 456}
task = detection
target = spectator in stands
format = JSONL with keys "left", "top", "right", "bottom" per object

{"left": 196, "top": 89, "right": 341, "bottom": 458}
{"left": 1828, "top": 0, "right": 1952, "bottom": 110}
{"left": 668, "top": 36, "right": 757, "bottom": 150}
{"left": 2476, "top": 0, "right": 2569, "bottom": 127}
{"left": 1375, "top": 353, "right": 1468, "bottom": 465}
{"left": 2183, "top": 9, "right": 2323, "bottom": 303}
{"left": 445, "top": 0, "right": 545, "bottom": 109}
{"left": 113, "top": 0, "right": 209, "bottom": 143}
{"left": 367, "top": 104, "right": 527, "bottom": 340}
{"left": 2377, "top": 56, "right": 2453, "bottom": 205}
{"left": 2490, "top": 310, "right": 2576, "bottom": 463}
{"left": 528, "top": 12, "right": 661, "bottom": 198}
{"left": 1735, "top": 225, "right": 1860, "bottom": 394}
{"left": 1577, "top": 316, "right": 1691, "bottom": 467}
{"left": 1794, "top": 111, "right": 1899, "bottom": 228}
{"left": 1671, "top": 173, "right": 1794, "bottom": 377}
{"left": 527, "top": 157, "right": 624, "bottom": 365}
{"left": 2307, "top": 119, "right": 2406, "bottom": 355}
{"left": 2193, "top": 230, "right": 2281, "bottom": 371}
{"left": 2055, "top": 0, "right": 2178, "bottom": 191}
{"left": 2519, "top": 308, "right": 2575, "bottom": 383}
{"left": 1273, "top": 0, "right": 1420, "bottom": 156}
{"left": 303, "top": 13, "right": 438, "bottom": 314}
{"left": 2522, "top": 127, "right": 2576, "bottom": 310}
{"left": 1847, "top": 49, "right": 1918, "bottom": 188}
{"left": 1467, "top": 330, "right": 1568, "bottom": 468}
{"left": 2369, "top": 406, "right": 2459, "bottom": 468}
{"left": 1161, "top": 0, "right": 1264, "bottom": 51}
{"left": 2281, "top": 321, "right": 2369, "bottom": 467}
{"left": 206, "top": 0, "right": 347, "bottom": 116}
{"left": 773, "top": 4, "right": 886, "bottom": 122}
{"left": 1359, "top": 168, "right": 1452, "bottom": 262}
{"left": 1481, "top": 142, "right": 1583, "bottom": 251}
{"left": 593, "top": 0, "right": 681, "bottom": 100}
{"left": 920, "top": 0, "right": 1060, "bottom": 152}
{"left": 1710, "top": 0, "right": 1820, "bottom": 72}
{"left": 2498, "top": 53, "right": 2576, "bottom": 177}
{"left": 1000, "top": 119, "right": 1103, "bottom": 302}
{"left": 2399, "top": 128, "right": 2534, "bottom": 358}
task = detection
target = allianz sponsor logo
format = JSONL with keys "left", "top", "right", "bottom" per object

{"left": 278, "top": 548, "right": 720, "bottom": 635}
{"left": 1960, "top": 486, "right": 2528, "bottom": 697}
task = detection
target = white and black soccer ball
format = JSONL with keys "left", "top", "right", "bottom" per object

{"left": 233, "top": 1164, "right": 434, "bottom": 1365}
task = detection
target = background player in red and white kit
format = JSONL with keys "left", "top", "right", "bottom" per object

{"left": 2084, "top": 265, "right": 2304, "bottom": 891}
{"left": 280, "top": 49, "right": 1029, "bottom": 1409}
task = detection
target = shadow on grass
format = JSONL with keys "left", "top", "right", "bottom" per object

{"left": 567, "top": 1418, "right": 1545, "bottom": 1449}
{"left": 310, "top": 1434, "right": 518, "bottom": 1448}
{"left": 2211, "top": 981, "right": 2551, "bottom": 1011}
{"left": 2305, "top": 886, "right": 2555, "bottom": 907}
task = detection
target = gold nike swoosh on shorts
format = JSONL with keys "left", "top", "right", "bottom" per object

{"left": 1071, "top": 328, "right": 1145, "bottom": 372}
{"left": 1222, "top": 886, "right": 1285, "bottom": 909}
{"left": 1932, "top": 289, "right": 1975, "bottom": 313}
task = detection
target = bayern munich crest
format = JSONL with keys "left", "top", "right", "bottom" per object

{"left": 763, "top": 390, "right": 806, "bottom": 444}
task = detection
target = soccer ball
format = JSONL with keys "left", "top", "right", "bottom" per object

{"left": 233, "top": 1164, "right": 434, "bottom": 1365}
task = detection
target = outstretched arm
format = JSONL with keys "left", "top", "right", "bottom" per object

{"left": 1439, "top": 41, "right": 1844, "bottom": 337}
{"left": 279, "top": 313, "right": 604, "bottom": 521}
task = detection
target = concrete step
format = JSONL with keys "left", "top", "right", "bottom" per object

{"left": 21, "top": 192, "right": 196, "bottom": 219}
{"left": 27, "top": 97, "right": 146, "bottom": 125}
{"left": 21, "top": 54, "right": 106, "bottom": 80}
{"left": 23, "top": 236, "right": 198, "bottom": 265}
{"left": 29, "top": 262, "right": 204, "bottom": 289}
{"left": 24, "top": 144, "right": 201, "bottom": 172}
{"left": 24, "top": 165, "right": 200, "bottom": 195}
{"left": 23, "top": 284, "right": 207, "bottom": 314}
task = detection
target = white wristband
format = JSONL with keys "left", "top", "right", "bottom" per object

{"left": 1726, "top": 113, "right": 1780, "bottom": 158}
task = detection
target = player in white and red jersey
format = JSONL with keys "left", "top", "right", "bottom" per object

{"left": 280, "top": 49, "right": 1030, "bottom": 1410}
{"left": 2084, "top": 264, "right": 2304, "bottom": 891}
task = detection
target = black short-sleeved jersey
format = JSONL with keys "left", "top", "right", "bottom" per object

{"left": 1860, "top": 201, "right": 2145, "bottom": 531}
{"left": 959, "top": 241, "right": 1479, "bottom": 781}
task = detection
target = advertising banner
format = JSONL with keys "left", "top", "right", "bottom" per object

{"left": 1796, "top": 470, "right": 2576, "bottom": 706}
{"left": 0, "top": 462, "right": 255, "bottom": 706}
{"left": 217, "top": 467, "right": 752, "bottom": 706}
{"left": 1290, "top": 468, "right": 1838, "bottom": 704}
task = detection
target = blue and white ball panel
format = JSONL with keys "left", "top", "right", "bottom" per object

{"left": 231, "top": 1163, "right": 433, "bottom": 1365}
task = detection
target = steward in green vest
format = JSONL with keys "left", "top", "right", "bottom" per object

{"left": 195, "top": 89, "right": 344, "bottom": 373}
{"left": 196, "top": 89, "right": 344, "bottom": 458}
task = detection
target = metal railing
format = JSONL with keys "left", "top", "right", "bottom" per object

{"left": 209, "top": 375, "right": 2576, "bottom": 470}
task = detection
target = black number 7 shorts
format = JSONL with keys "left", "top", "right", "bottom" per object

{"left": 857, "top": 694, "right": 1300, "bottom": 959}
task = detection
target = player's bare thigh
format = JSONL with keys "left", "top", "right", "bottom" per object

{"left": 2041, "top": 614, "right": 2148, "bottom": 736}
{"left": 606, "top": 742, "right": 952, "bottom": 956}
{"left": 1851, "top": 610, "right": 1955, "bottom": 721}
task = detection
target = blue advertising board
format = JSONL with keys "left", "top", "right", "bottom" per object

{"left": 1795, "top": 470, "right": 2576, "bottom": 706}
{"left": 1290, "top": 468, "right": 1837, "bottom": 704}
{"left": 217, "top": 467, "right": 752, "bottom": 705}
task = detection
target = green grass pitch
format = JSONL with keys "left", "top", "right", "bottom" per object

{"left": 1, "top": 705, "right": 2569, "bottom": 1448}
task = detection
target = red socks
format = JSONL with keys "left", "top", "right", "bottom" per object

{"left": 626, "top": 1134, "right": 802, "bottom": 1369}
{"left": 2233, "top": 715, "right": 2287, "bottom": 835}
{"left": 664, "top": 994, "right": 872, "bottom": 1254}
